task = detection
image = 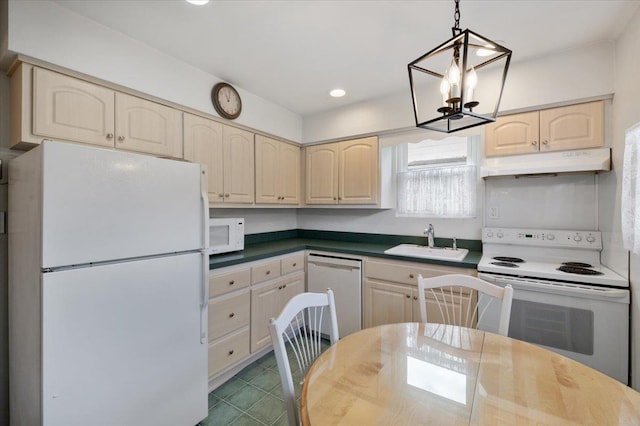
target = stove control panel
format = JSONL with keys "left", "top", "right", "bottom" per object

{"left": 482, "top": 228, "right": 602, "bottom": 249}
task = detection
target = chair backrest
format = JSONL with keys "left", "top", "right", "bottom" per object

{"left": 417, "top": 274, "right": 513, "bottom": 336}
{"left": 269, "top": 289, "right": 339, "bottom": 426}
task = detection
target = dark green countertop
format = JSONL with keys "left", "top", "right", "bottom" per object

{"left": 209, "top": 230, "right": 482, "bottom": 270}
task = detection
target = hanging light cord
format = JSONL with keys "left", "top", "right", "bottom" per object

{"left": 452, "top": 0, "right": 461, "bottom": 36}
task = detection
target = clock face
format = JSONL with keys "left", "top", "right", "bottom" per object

{"left": 212, "top": 83, "right": 242, "bottom": 119}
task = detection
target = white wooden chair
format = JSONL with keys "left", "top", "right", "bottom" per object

{"left": 417, "top": 274, "right": 513, "bottom": 336}
{"left": 269, "top": 289, "right": 339, "bottom": 426}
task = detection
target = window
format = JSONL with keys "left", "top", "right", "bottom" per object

{"left": 397, "top": 136, "right": 478, "bottom": 218}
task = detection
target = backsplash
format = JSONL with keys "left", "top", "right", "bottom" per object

{"left": 484, "top": 174, "right": 597, "bottom": 230}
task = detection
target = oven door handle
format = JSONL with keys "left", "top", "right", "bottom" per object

{"left": 478, "top": 273, "right": 630, "bottom": 299}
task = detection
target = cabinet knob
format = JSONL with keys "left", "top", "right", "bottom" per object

{"left": 229, "top": 312, "right": 235, "bottom": 318}
{"left": 224, "top": 194, "right": 230, "bottom": 198}
{"left": 283, "top": 284, "right": 287, "bottom": 288}
{"left": 409, "top": 274, "right": 414, "bottom": 279}
{"left": 117, "top": 136, "right": 125, "bottom": 142}
{"left": 218, "top": 194, "right": 224, "bottom": 198}
{"left": 106, "top": 133, "right": 114, "bottom": 139}
{"left": 229, "top": 280, "right": 235, "bottom": 285}
{"left": 333, "top": 197, "right": 337, "bottom": 201}
{"left": 543, "top": 140, "right": 549, "bottom": 145}
{"left": 338, "top": 197, "right": 342, "bottom": 201}
{"left": 228, "top": 349, "right": 234, "bottom": 356}
{"left": 292, "top": 263, "right": 297, "bottom": 267}
{"left": 413, "top": 296, "right": 418, "bottom": 300}
{"left": 531, "top": 140, "right": 538, "bottom": 146}
{"left": 266, "top": 270, "right": 271, "bottom": 275}
{"left": 405, "top": 294, "right": 411, "bottom": 299}
{"left": 278, "top": 285, "right": 283, "bottom": 290}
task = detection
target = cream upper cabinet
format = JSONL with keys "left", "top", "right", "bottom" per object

{"left": 115, "top": 93, "right": 182, "bottom": 158}
{"left": 305, "top": 136, "right": 379, "bottom": 205}
{"left": 12, "top": 64, "right": 184, "bottom": 158}
{"left": 484, "top": 111, "right": 539, "bottom": 156}
{"left": 255, "top": 135, "right": 300, "bottom": 205}
{"left": 224, "top": 126, "right": 255, "bottom": 204}
{"left": 305, "top": 143, "right": 339, "bottom": 204}
{"left": 183, "top": 113, "right": 224, "bottom": 201}
{"left": 184, "top": 113, "right": 254, "bottom": 205}
{"left": 30, "top": 66, "right": 116, "bottom": 148}
{"left": 539, "top": 101, "right": 604, "bottom": 152}
{"left": 485, "top": 101, "right": 604, "bottom": 157}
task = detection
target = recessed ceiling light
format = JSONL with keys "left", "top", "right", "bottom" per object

{"left": 330, "top": 89, "right": 346, "bottom": 98}
{"left": 186, "top": 0, "right": 209, "bottom": 5}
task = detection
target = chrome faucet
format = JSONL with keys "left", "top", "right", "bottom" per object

{"left": 424, "top": 224, "right": 435, "bottom": 248}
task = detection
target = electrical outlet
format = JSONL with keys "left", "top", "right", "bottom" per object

{"left": 489, "top": 206, "right": 500, "bottom": 220}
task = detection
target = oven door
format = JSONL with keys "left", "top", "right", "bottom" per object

{"left": 477, "top": 272, "right": 630, "bottom": 384}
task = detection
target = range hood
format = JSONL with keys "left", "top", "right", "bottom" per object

{"left": 481, "top": 148, "right": 611, "bottom": 178}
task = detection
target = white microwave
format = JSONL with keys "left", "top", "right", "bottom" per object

{"left": 209, "top": 218, "right": 244, "bottom": 254}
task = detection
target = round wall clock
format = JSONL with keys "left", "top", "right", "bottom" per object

{"left": 211, "top": 82, "right": 242, "bottom": 120}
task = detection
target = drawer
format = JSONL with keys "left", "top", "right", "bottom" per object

{"left": 208, "top": 327, "right": 250, "bottom": 378}
{"left": 209, "top": 268, "right": 250, "bottom": 297}
{"left": 208, "top": 291, "right": 250, "bottom": 341}
{"left": 251, "top": 260, "right": 281, "bottom": 284}
{"left": 365, "top": 259, "right": 474, "bottom": 287}
{"left": 281, "top": 252, "right": 304, "bottom": 275}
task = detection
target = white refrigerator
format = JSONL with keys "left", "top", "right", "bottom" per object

{"left": 8, "top": 141, "right": 209, "bottom": 426}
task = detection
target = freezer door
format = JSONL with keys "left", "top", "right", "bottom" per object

{"left": 40, "top": 141, "right": 206, "bottom": 268}
{"left": 41, "top": 253, "right": 207, "bottom": 426}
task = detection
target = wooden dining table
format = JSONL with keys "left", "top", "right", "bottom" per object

{"left": 301, "top": 323, "right": 640, "bottom": 425}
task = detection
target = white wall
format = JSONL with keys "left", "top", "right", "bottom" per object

{"left": 211, "top": 209, "right": 298, "bottom": 236}
{"left": 6, "top": 0, "right": 303, "bottom": 143}
{"left": 608, "top": 5, "right": 640, "bottom": 390}
{"left": 303, "top": 42, "right": 615, "bottom": 143}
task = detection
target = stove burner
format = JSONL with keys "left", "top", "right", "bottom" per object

{"left": 562, "top": 262, "right": 593, "bottom": 268}
{"left": 492, "top": 256, "right": 525, "bottom": 263}
{"left": 557, "top": 265, "right": 604, "bottom": 276}
{"left": 491, "top": 261, "right": 519, "bottom": 268}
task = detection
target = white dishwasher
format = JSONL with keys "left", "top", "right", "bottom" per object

{"left": 307, "top": 253, "right": 362, "bottom": 338}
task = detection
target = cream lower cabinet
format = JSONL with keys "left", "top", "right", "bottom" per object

{"left": 485, "top": 101, "right": 604, "bottom": 157}
{"left": 255, "top": 135, "right": 301, "bottom": 205}
{"left": 184, "top": 113, "right": 254, "bottom": 204}
{"left": 207, "top": 251, "right": 305, "bottom": 383}
{"left": 12, "top": 63, "right": 183, "bottom": 158}
{"left": 363, "top": 257, "right": 476, "bottom": 328}
{"left": 305, "top": 136, "right": 379, "bottom": 205}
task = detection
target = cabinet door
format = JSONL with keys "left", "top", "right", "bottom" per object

{"left": 280, "top": 272, "right": 305, "bottom": 307}
{"left": 183, "top": 113, "right": 224, "bottom": 203}
{"left": 279, "top": 143, "right": 301, "bottom": 205}
{"left": 339, "top": 137, "right": 378, "bottom": 204}
{"left": 484, "top": 111, "right": 540, "bottom": 157}
{"left": 363, "top": 280, "right": 412, "bottom": 328}
{"left": 255, "top": 135, "right": 280, "bottom": 204}
{"left": 115, "top": 93, "right": 182, "bottom": 158}
{"left": 540, "top": 101, "right": 604, "bottom": 152}
{"left": 250, "top": 282, "right": 281, "bottom": 352}
{"left": 305, "top": 143, "right": 339, "bottom": 204}
{"left": 32, "top": 67, "right": 115, "bottom": 148}
{"left": 223, "top": 126, "right": 255, "bottom": 204}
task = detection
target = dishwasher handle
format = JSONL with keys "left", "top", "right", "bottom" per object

{"left": 308, "top": 260, "right": 361, "bottom": 271}
{"left": 308, "top": 254, "right": 361, "bottom": 270}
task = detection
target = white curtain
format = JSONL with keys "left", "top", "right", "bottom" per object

{"left": 397, "top": 165, "right": 477, "bottom": 218}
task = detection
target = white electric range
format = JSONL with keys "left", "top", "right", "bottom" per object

{"left": 476, "top": 227, "right": 629, "bottom": 384}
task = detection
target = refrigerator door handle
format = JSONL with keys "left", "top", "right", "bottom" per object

{"left": 200, "top": 166, "right": 209, "bottom": 251}
{"left": 200, "top": 251, "right": 209, "bottom": 344}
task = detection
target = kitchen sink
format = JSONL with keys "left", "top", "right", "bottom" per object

{"left": 383, "top": 244, "right": 469, "bottom": 262}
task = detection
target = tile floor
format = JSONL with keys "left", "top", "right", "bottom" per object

{"left": 199, "top": 342, "right": 325, "bottom": 426}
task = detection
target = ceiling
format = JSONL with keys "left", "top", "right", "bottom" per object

{"left": 54, "top": 0, "right": 639, "bottom": 118}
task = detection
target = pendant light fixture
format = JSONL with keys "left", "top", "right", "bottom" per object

{"left": 408, "top": 0, "right": 512, "bottom": 133}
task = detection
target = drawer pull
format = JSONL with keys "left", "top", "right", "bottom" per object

{"left": 292, "top": 262, "right": 297, "bottom": 267}
{"left": 413, "top": 296, "right": 418, "bottom": 300}
{"left": 409, "top": 274, "right": 415, "bottom": 279}
{"left": 266, "top": 270, "right": 271, "bottom": 275}
{"left": 278, "top": 285, "right": 283, "bottom": 290}
{"left": 228, "top": 349, "right": 234, "bottom": 356}
{"left": 405, "top": 294, "right": 411, "bottom": 299}
{"left": 229, "top": 312, "right": 235, "bottom": 318}
{"left": 229, "top": 280, "right": 235, "bottom": 285}
{"left": 283, "top": 284, "right": 287, "bottom": 289}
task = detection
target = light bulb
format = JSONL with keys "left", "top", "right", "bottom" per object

{"left": 439, "top": 76, "right": 450, "bottom": 106}
{"left": 465, "top": 67, "right": 478, "bottom": 102}
{"left": 447, "top": 61, "right": 461, "bottom": 86}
